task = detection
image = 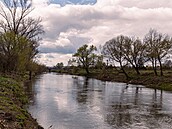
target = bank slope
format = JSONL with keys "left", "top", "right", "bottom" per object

{"left": 0, "top": 76, "right": 43, "bottom": 129}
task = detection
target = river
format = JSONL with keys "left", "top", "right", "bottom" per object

{"left": 27, "top": 73, "right": 172, "bottom": 129}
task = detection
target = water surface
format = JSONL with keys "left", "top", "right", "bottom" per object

{"left": 27, "top": 73, "right": 172, "bottom": 129}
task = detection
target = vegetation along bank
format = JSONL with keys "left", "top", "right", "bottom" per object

{"left": 53, "top": 29, "right": 172, "bottom": 91}
{"left": 0, "top": 75, "right": 43, "bottom": 129}
{"left": 0, "top": 0, "right": 46, "bottom": 128}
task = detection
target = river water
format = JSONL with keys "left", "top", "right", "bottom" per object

{"left": 27, "top": 73, "right": 172, "bottom": 129}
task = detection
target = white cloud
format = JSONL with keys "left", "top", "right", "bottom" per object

{"left": 118, "top": 0, "right": 172, "bottom": 9}
{"left": 30, "top": 0, "right": 172, "bottom": 66}
{"left": 37, "top": 53, "right": 72, "bottom": 66}
{"left": 32, "top": 0, "right": 50, "bottom": 6}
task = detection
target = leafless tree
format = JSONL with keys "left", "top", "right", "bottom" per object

{"left": 144, "top": 29, "right": 172, "bottom": 76}
{"left": 123, "top": 37, "right": 146, "bottom": 75}
{"left": 0, "top": 0, "right": 44, "bottom": 40}
{"left": 102, "top": 35, "right": 129, "bottom": 79}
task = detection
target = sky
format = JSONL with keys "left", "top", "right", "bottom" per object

{"left": 29, "top": 0, "right": 172, "bottom": 66}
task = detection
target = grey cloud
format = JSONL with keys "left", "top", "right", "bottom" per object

{"left": 39, "top": 36, "right": 91, "bottom": 54}
{"left": 39, "top": 45, "right": 76, "bottom": 54}
{"left": 32, "top": 0, "right": 172, "bottom": 66}
{"left": 118, "top": 0, "right": 172, "bottom": 9}
{"left": 46, "top": 55, "right": 55, "bottom": 58}
{"left": 41, "top": 5, "right": 122, "bottom": 40}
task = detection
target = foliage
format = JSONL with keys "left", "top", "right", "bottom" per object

{"left": 73, "top": 44, "right": 97, "bottom": 74}
{"left": 94, "top": 55, "right": 105, "bottom": 69}
{"left": 0, "top": 0, "right": 44, "bottom": 75}
{"left": 55, "top": 62, "right": 64, "bottom": 69}
{"left": 68, "top": 58, "right": 77, "bottom": 66}
{"left": 0, "top": 32, "right": 37, "bottom": 72}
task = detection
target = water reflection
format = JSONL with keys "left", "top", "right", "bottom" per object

{"left": 27, "top": 73, "right": 172, "bottom": 129}
{"left": 75, "top": 77, "right": 89, "bottom": 104}
{"left": 24, "top": 78, "right": 38, "bottom": 103}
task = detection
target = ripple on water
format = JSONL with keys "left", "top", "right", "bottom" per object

{"left": 27, "top": 73, "right": 172, "bottom": 129}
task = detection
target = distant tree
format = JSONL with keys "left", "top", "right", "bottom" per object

{"left": 123, "top": 37, "right": 146, "bottom": 75}
{"left": 55, "top": 62, "right": 64, "bottom": 69}
{"left": 73, "top": 44, "right": 97, "bottom": 74}
{"left": 144, "top": 29, "right": 172, "bottom": 76}
{"left": 102, "top": 35, "right": 129, "bottom": 79}
{"left": 94, "top": 55, "right": 104, "bottom": 69}
{"left": 68, "top": 58, "right": 77, "bottom": 66}
{"left": 163, "top": 60, "right": 172, "bottom": 68}
{"left": 26, "top": 61, "right": 46, "bottom": 80}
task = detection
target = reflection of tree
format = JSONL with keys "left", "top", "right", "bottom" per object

{"left": 72, "top": 76, "right": 105, "bottom": 106}
{"left": 106, "top": 104, "right": 131, "bottom": 128}
{"left": 25, "top": 81, "right": 33, "bottom": 99}
{"left": 72, "top": 77, "right": 172, "bottom": 128}
{"left": 149, "top": 89, "right": 163, "bottom": 113}
{"left": 105, "top": 87, "right": 132, "bottom": 128}
{"left": 104, "top": 87, "right": 165, "bottom": 128}
{"left": 134, "top": 87, "right": 139, "bottom": 105}
{"left": 24, "top": 78, "right": 37, "bottom": 105}
{"left": 75, "top": 77, "right": 89, "bottom": 104}
{"left": 134, "top": 87, "right": 143, "bottom": 105}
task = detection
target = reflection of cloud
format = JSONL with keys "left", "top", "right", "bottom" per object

{"left": 30, "top": 0, "right": 172, "bottom": 66}
{"left": 29, "top": 74, "right": 172, "bottom": 129}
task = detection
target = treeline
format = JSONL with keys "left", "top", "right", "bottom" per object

{"left": 0, "top": 0, "right": 46, "bottom": 76}
{"left": 68, "top": 29, "right": 172, "bottom": 79}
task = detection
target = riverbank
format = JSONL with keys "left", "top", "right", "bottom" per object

{"left": 55, "top": 68, "right": 172, "bottom": 91}
{"left": 0, "top": 75, "right": 43, "bottom": 129}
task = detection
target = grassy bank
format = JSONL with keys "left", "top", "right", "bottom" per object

{"left": 0, "top": 76, "right": 43, "bottom": 129}
{"left": 56, "top": 68, "right": 172, "bottom": 91}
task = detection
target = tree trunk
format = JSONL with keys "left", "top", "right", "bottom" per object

{"left": 29, "top": 71, "right": 32, "bottom": 80}
{"left": 158, "top": 57, "right": 163, "bottom": 76}
{"left": 152, "top": 59, "right": 158, "bottom": 76}
{"left": 133, "top": 65, "right": 140, "bottom": 75}
{"left": 121, "top": 67, "right": 129, "bottom": 80}
{"left": 85, "top": 66, "right": 89, "bottom": 74}
{"left": 154, "top": 59, "right": 158, "bottom": 76}
{"left": 153, "top": 67, "right": 158, "bottom": 76}
{"left": 120, "top": 61, "right": 129, "bottom": 80}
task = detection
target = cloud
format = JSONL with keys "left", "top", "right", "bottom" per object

{"left": 30, "top": 0, "right": 172, "bottom": 66}
{"left": 118, "top": 0, "right": 172, "bottom": 9}
{"left": 37, "top": 53, "right": 72, "bottom": 66}
{"left": 39, "top": 29, "right": 91, "bottom": 54}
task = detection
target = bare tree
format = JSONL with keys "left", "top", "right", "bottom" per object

{"left": 0, "top": 0, "right": 44, "bottom": 40}
{"left": 144, "top": 29, "right": 172, "bottom": 76}
{"left": 102, "top": 35, "right": 129, "bottom": 79}
{"left": 0, "top": 0, "right": 44, "bottom": 73}
{"left": 123, "top": 37, "right": 146, "bottom": 75}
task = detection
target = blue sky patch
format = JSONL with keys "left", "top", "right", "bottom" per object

{"left": 50, "top": 0, "right": 97, "bottom": 6}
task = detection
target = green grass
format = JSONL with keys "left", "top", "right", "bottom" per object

{"left": 56, "top": 67, "right": 172, "bottom": 91}
{"left": 0, "top": 76, "right": 28, "bottom": 127}
{"left": 0, "top": 76, "right": 41, "bottom": 129}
